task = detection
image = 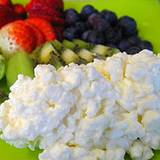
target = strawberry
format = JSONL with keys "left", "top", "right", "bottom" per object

{"left": 26, "top": 18, "right": 57, "bottom": 41}
{"left": 27, "top": 2, "right": 63, "bottom": 17}
{"left": 0, "top": 20, "right": 36, "bottom": 56}
{"left": 0, "top": 5, "right": 21, "bottom": 28}
{"left": 25, "top": 21, "right": 45, "bottom": 46}
{"left": 0, "top": 0, "right": 11, "bottom": 6}
{"left": 45, "top": 0, "right": 64, "bottom": 11}
{"left": 13, "top": 4, "right": 26, "bottom": 19}
{"left": 26, "top": 0, "right": 64, "bottom": 11}
{"left": 29, "top": 12, "right": 65, "bottom": 26}
{"left": 26, "top": 2, "right": 64, "bottom": 25}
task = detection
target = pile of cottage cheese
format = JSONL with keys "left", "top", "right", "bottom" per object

{"left": 1, "top": 50, "right": 160, "bottom": 160}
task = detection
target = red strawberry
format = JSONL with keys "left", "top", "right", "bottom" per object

{"left": 45, "top": 0, "right": 64, "bottom": 11}
{"left": 26, "top": 18, "right": 57, "bottom": 41}
{"left": 25, "top": 21, "right": 45, "bottom": 46}
{"left": 26, "top": 1, "right": 62, "bottom": 17}
{"left": 26, "top": 0, "right": 64, "bottom": 11}
{"left": 26, "top": 2, "right": 64, "bottom": 25}
{"left": 0, "top": 5, "right": 21, "bottom": 28}
{"left": 0, "top": 0, "right": 11, "bottom": 6}
{"left": 13, "top": 4, "right": 26, "bottom": 19}
{"left": 29, "top": 12, "right": 65, "bottom": 26}
{"left": 0, "top": 20, "right": 36, "bottom": 56}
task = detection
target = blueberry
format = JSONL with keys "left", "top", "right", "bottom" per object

{"left": 87, "top": 13, "right": 110, "bottom": 32}
{"left": 127, "top": 36, "right": 141, "bottom": 46}
{"left": 88, "top": 13, "right": 101, "bottom": 26}
{"left": 139, "top": 40, "right": 153, "bottom": 51}
{"left": 95, "top": 19, "right": 110, "bottom": 32}
{"left": 119, "top": 16, "right": 138, "bottom": 37}
{"left": 81, "top": 30, "right": 92, "bottom": 41}
{"left": 64, "top": 27, "right": 79, "bottom": 40}
{"left": 75, "top": 22, "right": 87, "bottom": 34}
{"left": 118, "top": 39, "right": 131, "bottom": 51}
{"left": 101, "top": 10, "right": 118, "bottom": 26}
{"left": 118, "top": 36, "right": 141, "bottom": 51}
{"left": 105, "top": 27, "right": 122, "bottom": 45}
{"left": 85, "top": 21, "right": 92, "bottom": 29}
{"left": 87, "top": 30, "right": 105, "bottom": 44}
{"left": 126, "top": 46, "right": 141, "bottom": 54}
{"left": 65, "top": 9, "right": 80, "bottom": 26}
{"left": 81, "top": 5, "right": 97, "bottom": 19}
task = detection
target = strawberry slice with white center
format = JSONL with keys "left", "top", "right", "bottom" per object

{"left": 26, "top": 18, "right": 57, "bottom": 41}
{"left": 25, "top": 21, "right": 45, "bottom": 46}
{"left": 0, "top": 20, "right": 36, "bottom": 58}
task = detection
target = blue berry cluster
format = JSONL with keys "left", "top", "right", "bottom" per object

{"left": 64, "top": 5, "right": 153, "bottom": 54}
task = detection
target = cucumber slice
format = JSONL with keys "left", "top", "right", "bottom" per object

{"left": 78, "top": 49, "right": 94, "bottom": 63}
{"left": 6, "top": 52, "right": 34, "bottom": 87}
{"left": 61, "top": 49, "right": 79, "bottom": 64}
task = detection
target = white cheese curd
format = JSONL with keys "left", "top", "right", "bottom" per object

{"left": 129, "top": 140, "right": 154, "bottom": 160}
{"left": 39, "top": 143, "right": 106, "bottom": 160}
{"left": 106, "top": 147, "right": 126, "bottom": 160}
{"left": 1, "top": 50, "right": 160, "bottom": 160}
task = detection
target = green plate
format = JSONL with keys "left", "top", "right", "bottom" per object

{"left": 0, "top": 0, "right": 160, "bottom": 160}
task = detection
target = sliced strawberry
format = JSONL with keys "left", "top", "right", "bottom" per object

{"left": 29, "top": 12, "right": 65, "bottom": 26}
{"left": 0, "top": 5, "right": 23, "bottom": 28}
{"left": 25, "top": 21, "right": 45, "bottom": 46}
{"left": 26, "top": 0, "right": 64, "bottom": 11}
{"left": 13, "top": 4, "right": 26, "bottom": 19}
{"left": 45, "top": 0, "right": 64, "bottom": 11}
{"left": 0, "top": 0, "right": 11, "bottom": 6}
{"left": 26, "top": 1, "right": 62, "bottom": 17}
{"left": 26, "top": 1, "right": 64, "bottom": 25}
{"left": 0, "top": 20, "right": 36, "bottom": 55}
{"left": 26, "top": 18, "right": 57, "bottom": 41}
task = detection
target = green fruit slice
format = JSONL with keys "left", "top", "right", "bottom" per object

{"left": 51, "top": 40, "right": 63, "bottom": 52}
{"left": 61, "top": 49, "right": 79, "bottom": 64}
{"left": 0, "top": 55, "right": 6, "bottom": 80}
{"left": 63, "top": 40, "right": 77, "bottom": 50}
{"left": 39, "top": 43, "right": 55, "bottom": 64}
{"left": 73, "top": 39, "right": 92, "bottom": 50}
{"left": 6, "top": 52, "right": 34, "bottom": 87}
{"left": 93, "top": 45, "right": 119, "bottom": 57}
{"left": 78, "top": 49, "right": 94, "bottom": 63}
{"left": 50, "top": 54, "right": 63, "bottom": 69}
{"left": 38, "top": 42, "right": 62, "bottom": 69}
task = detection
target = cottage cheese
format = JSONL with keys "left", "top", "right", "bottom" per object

{"left": 0, "top": 50, "right": 160, "bottom": 160}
